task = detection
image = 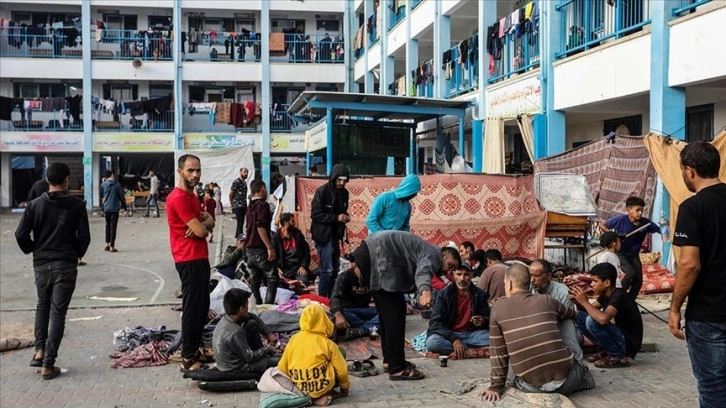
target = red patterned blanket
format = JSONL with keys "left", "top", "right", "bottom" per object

{"left": 296, "top": 174, "right": 547, "bottom": 268}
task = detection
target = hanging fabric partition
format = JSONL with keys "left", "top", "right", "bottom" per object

{"left": 643, "top": 130, "right": 726, "bottom": 262}
{"left": 516, "top": 114, "right": 535, "bottom": 162}
{"left": 483, "top": 117, "right": 505, "bottom": 174}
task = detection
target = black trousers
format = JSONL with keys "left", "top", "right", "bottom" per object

{"left": 104, "top": 211, "right": 120, "bottom": 246}
{"left": 372, "top": 290, "right": 407, "bottom": 374}
{"left": 234, "top": 207, "right": 247, "bottom": 238}
{"left": 620, "top": 253, "right": 643, "bottom": 298}
{"left": 175, "top": 259, "right": 211, "bottom": 361}
{"left": 34, "top": 261, "right": 77, "bottom": 367}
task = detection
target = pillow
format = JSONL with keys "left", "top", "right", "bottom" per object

{"left": 258, "top": 392, "right": 311, "bottom": 408}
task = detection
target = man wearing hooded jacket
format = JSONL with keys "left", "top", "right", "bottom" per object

{"left": 310, "top": 164, "right": 350, "bottom": 298}
{"left": 366, "top": 174, "right": 421, "bottom": 235}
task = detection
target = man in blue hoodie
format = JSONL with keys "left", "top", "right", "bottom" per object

{"left": 15, "top": 162, "right": 90, "bottom": 380}
{"left": 366, "top": 174, "right": 421, "bottom": 236}
{"left": 100, "top": 171, "right": 127, "bottom": 252}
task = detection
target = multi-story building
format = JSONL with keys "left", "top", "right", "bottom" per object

{"left": 0, "top": 0, "right": 346, "bottom": 208}
{"left": 1, "top": 0, "right": 724, "bottom": 213}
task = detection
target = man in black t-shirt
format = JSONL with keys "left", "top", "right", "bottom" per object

{"left": 669, "top": 141, "right": 726, "bottom": 408}
{"left": 570, "top": 263, "right": 643, "bottom": 368}
{"left": 330, "top": 264, "right": 379, "bottom": 341}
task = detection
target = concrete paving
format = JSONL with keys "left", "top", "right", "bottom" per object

{"left": 0, "top": 210, "right": 700, "bottom": 407}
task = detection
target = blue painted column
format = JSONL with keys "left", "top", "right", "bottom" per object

{"left": 650, "top": 0, "right": 685, "bottom": 267}
{"left": 344, "top": 0, "right": 355, "bottom": 93}
{"left": 539, "top": 0, "right": 566, "bottom": 156}
{"left": 261, "top": 1, "right": 271, "bottom": 187}
{"left": 474, "top": 0, "right": 497, "bottom": 172}
{"left": 380, "top": 2, "right": 394, "bottom": 95}
{"left": 326, "top": 107, "right": 334, "bottom": 174}
{"left": 458, "top": 115, "right": 465, "bottom": 156}
{"left": 306, "top": 151, "right": 311, "bottom": 176}
{"left": 433, "top": 2, "right": 450, "bottom": 98}
{"left": 81, "top": 0, "right": 92, "bottom": 209}
{"left": 409, "top": 128, "right": 416, "bottom": 174}
{"left": 364, "top": 0, "right": 375, "bottom": 93}
{"left": 405, "top": 0, "right": 417, "bottom": 95}
{"left": 173, "top": 1, "right": 183, "bottom": 150}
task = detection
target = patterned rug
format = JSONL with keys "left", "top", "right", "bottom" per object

{"left": 534, "top": 135, "right": 657, "bottom": 220}
{"left": 336, "top": 337, "right": 421, "bottom": 362}
{"left": 296, "top": 174, "right": 547, "bottom": 269}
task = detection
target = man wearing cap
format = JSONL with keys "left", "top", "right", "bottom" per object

{"left": 310, "top": 164, "right": 350, "bottom": 298}
{"left": 597, "top": 231, "right": 623, "bottom": 288}
{"left": 426, "top": 263, "right": 490, "bottom": 359}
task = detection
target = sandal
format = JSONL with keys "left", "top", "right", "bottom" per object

{"left": 348, "top": 360, "right": 379, "bottom": 378}
{"left": 389, "top": 366, "right": 425, "bottom": 381}
{"left": 594, "top": 355, "right": 630, "bottom": 368}
{"left": 180, "top": 359, "right": 209, "bottom": 373}
{"left": 197, "top": 348, "right": 215, "bottom": 364}
{"left": 383, "top": 360, "right": 416, "bottom": 373}
{"left": 104, "top": 245, "right": 110, "bottom": 251}
{"left": 30, "top": 350, "right": 43, "bottom": 367}
{"left": 586, "top": 350, "right": 609, "bottom": 363}
{"left": 41, "top": 366, "right": 62, "bottom": 381}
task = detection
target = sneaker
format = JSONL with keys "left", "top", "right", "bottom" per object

{"left": 578, "top": 365, "right": 596, "bottom": 391}
{"left": 345, "top": 327, "right": 364, "bottom": 340}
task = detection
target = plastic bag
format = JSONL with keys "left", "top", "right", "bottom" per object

{"left": 209, "top": 271, "right": 256, "bottom": 315}
{"left": 259, "top": 287, "right": 295, "bottom": 305}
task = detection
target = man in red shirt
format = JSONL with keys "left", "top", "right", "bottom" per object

{"left": 166, "top": 154, "right": 215, "bottom": 372}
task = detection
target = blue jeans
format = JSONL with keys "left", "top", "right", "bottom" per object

{"left": 145, "top": 193, "right": 159, "bottom": 215}
{"left": 425, "top": 330, "right": 490, "bottom": 355}
{"left": 575, "top": 311, "right": 626, "bottom": 358}
{"left": 34, "top": 261, "right": 78, "bottom": 367}
{"left": 315, "top": 241, "right": 340, "bottom": 298}
{"left": 343, "top": 307, "right": 379, "bottom": 335}
{"left": 686, "top": 320, "right": 726, "bottom": 408}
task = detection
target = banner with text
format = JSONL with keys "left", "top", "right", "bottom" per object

{"left": 486, "top": 74, "right": 542, "bottom": 119}
{"left": 183, "top": 133, "right": 262, "bottom": 152}
{"left": 305, "top": 121, "right": 328, "bottom": 153}
{"left": 1, "top": 132, "right": 83, "bottom": 152}
{"left": 93, "top": 133, "right": 175, "bottom": 152}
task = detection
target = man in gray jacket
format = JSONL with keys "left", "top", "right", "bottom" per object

{"left": 352, "top": 230, "right": 461, "bottom": 381}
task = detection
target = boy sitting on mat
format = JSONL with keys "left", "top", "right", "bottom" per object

{"left": 278, "top": 304, "right": 350, "bottom": 406}
{"left": 570, "top": 263, "right": 643, "bottom": 368}
{"left": 213, "top": 288, "right": 280, "bottom": 373}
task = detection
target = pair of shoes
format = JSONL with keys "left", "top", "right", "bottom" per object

{"left": 347, "top": 360, "right": 379, "bottom": 378}
{"left": 197, "top": 348, "right": 215, "bottom": 364}
{"left": 383, "top": 360, "right": 416, "bottom": 374}
{"left": 344, "top": 327, "right": 363, "bottom": 341}
{"left": 389, "top": 366, "right": 425, "bottom": 381}
{"left": 586, "top": 350, "right": 608, "bottom": 363}
{"left": 180, "top": 358, "right": 209, "bottom": 373}
{"left": 594, "top": 355, "right": 630, "bottom": 368}
{"left": 41, "top": 366, "right": 62, "bottom": 380}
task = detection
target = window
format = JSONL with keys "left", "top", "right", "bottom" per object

{"left": 12, "top": 12, "right": 80, "bottom": 26}
{"left": 686, "top": 104, "right": 714, "bottom": 142}
{"left": 188, "top": 86, "right": 250, "bottom": 103}
{"left": 14, "top": 83, "right": 77, "bottom": 98}
{"left": 103, "top": 14, "right": 138, "bottom": 31}
{"left": 103, "top": 84, "right": 138, "bottom": 101}
{"left": 316, "top": 19, "right": 339, "bottom": 31}
{"left": 603, "top": 114, "right": 642, "bottom": 136}
{"left": 148, "top": 16, "right": 172, "bottom": 30}
{"left": 271, "top": 19, "right": 305, "bottom": 33}
{"left": 149, "top": 84, "right": 172, "bottom": 99}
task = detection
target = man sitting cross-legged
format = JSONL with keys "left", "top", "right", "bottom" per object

{"left": 483, "top": 264, "right": 594, "bottom": 402}
{"left": 330, "top": 262, "right": 379, "bottom": 341}
{"left": 426, "top": 264, "right": 490, "bottom": 358}
{"left": 212, "top": 288, "right": 280, "bottom": 373}
{"left": 570, "top": 262, "right": 643, "bottom": 368}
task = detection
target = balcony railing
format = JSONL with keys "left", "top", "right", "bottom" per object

{"left": 185, "top": 32, "right": 261, "bottom": 62}
{"left": 445, "top": 44, "right": 479, "bottom": 98}
{"left": 411, "top": 0, "right": 424, "bottom": 10}
{"left": 95, "top": 111, "right": 174, "bottom": 132}
{"left": 489, "top": 16, "right": 541, "bottom": 84}
{"left": 556, "top": 0, "right": 652, "bottom": 59}
{"left": 92, "top": 29, "right": 172, "bottom": 61}
{"left": 672, "top": 0, "right": 712, "bottom": 16}
{"left": 0, "top": 109, "right": 80, "bottom": 131}
{"left": 270, "top": 104, "right": 297, "bottom": 132}
{"left": 270, "top": 33, "right": 344, "bottom": 64}
{"left": 389, "top": 5, "right": 406, "bottom": 31}
{"left": 0, "top": 27, "right": 82, "bottom": 59}
{"left": 369, "top": 16, "right": 379, "bottom": 47}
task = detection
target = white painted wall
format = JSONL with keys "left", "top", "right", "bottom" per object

{"left": 410, "top": 0, "right": 434, "bottom": 39}
{"left": 553, "top": 33, "right": 651, "bottom": 110}
{"left": 669, "top": 6, "right": 726, "bottom": 87}
{"left": 268, "top": 0, "right": 344, "bottom": 13}
{"left": 441, "top": 0, "right": 464, "bottom": 16}
{"left": 92, "top": 0, "right": 172, "bottom": 8}
{"left": 91, "top": 60, "right": 173, "bottom": 81}
{"left": 183, "top": 63, "right": 261, "bottom": 83}
{"left": 367, "top": 42, "right": 381, "bottom": 71}
{"left": 387, "top": 16, "right": 407, "bottom": 56}
{"left": 1, "top": 59, "right": 82, "bottom": 80}
{"left": 182, "top": 1, "right": 262, "bottom": 10}
{"left": 354, "top": 57, "right": 366, "bottom": 82}
{"left": 0, "top": 0, "right": 81, "bottom": 5}
{"left": 270, "top": 63, "right": 346, "bottom": 84}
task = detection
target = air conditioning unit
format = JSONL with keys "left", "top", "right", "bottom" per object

{"left": 132, "top": 58, "right": 143, "bottom": 68}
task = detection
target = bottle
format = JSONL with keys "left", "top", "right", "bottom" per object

{"left": 659, "top": 211, "right": 670, "bottom": 243}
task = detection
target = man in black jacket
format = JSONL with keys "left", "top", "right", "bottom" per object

{"left": 426, "top": 264, "right": 490, "bottom": 359}
{"left": 15, "top": 162, "right": 91, "bottom": 380}
{"left": 310, "top": 164, "right": 350, "bottom": 298}
{"left": 272, "top": 213, "right": 311, "bottom": 285}
{"left": 330, "top": 263, "right": 379, "bottom": 341}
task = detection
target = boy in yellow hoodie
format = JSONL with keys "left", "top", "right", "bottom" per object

{"left": 277, "top": 304, "right": 350, "bottom": 406}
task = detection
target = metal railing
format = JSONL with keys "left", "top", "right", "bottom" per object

{"left": 92, "top": 29, "right": 172, "bottom": 60}
{"left": 489, "top": 16, "right": 541, "bottom": 84}
{"left": 0, "top": 109, "right": 80, "bottom": 131}
{"left": 95, "top": 110, "right": 174, "bottom": 132}
{"left": 269, "top": 33, "right": 344, "bottom": 64}
{"left": 672, "top": 0, "right": 712, "bottom": 16}
{"left": 185, "top": 32, "right": 261, "bottom": 62}
{"left": 0, "top": 27, "right": 82, "bottom": 59}
{"left": 389, "top": 5, "right": 406, "bottom": 31}
{"left": 182, "top": 110, "right": 259, "bottom": 133}
{"left": 369, "top": 16, "right": 379, "bottom": 47}
{"left": 411, "top": 0, "right": 424, "bottom": 10}
{"left": 556, "top": 0, "right": 652, "bottom": 59}
{"left": 445, "top": 44, "right": 478, "bottom": 98}
{"left": 270, "top": 104, "right": 297, "bottom": 132}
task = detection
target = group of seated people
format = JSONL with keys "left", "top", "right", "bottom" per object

{"left": 210, "top": 232, "right": 644, "bottom": 403}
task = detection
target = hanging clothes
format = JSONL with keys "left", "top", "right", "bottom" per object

{"left": 0, "top": 96, "right": 25, "bottom": 121}
{"left": 215, "top": 102, "right": 231, "bottom": 124}
{"left": 65, "top": 95, "right": 81, "bottom": 122}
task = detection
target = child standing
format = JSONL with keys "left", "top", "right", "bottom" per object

{"left": 203, "top": 189, "right": 217, "bottom": 243}
{"left": 277, "top": 304, "right": 350, "bottom": 406}
{"left": 596, "top": 231, "right": 623, "bottom": 288}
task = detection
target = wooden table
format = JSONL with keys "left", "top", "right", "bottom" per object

{"left": 545, "top": 212, "right": 590, "bottom": 271}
